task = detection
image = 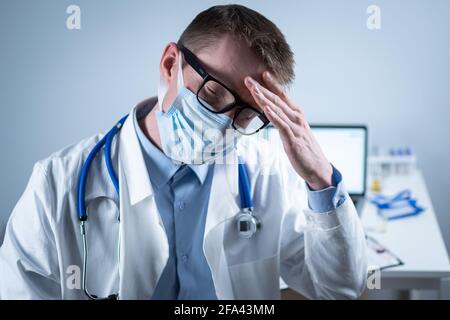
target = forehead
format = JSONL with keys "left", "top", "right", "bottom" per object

{"left": 193, "top": 36, "right": 267, "bottom": 105}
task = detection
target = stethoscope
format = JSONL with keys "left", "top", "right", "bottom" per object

{"left": 370, "top": 189, "right": 424, "bottom": 221}
{"left": 76, "top": 114, "right": 261, "bottom": 300}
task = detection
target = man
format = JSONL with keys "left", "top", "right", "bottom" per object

{"left": 0, "top": 4, "right": 367, "bottom": 299}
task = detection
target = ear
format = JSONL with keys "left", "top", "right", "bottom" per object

{"left": 159, "top": 42, "right": 181, "bottom": 84}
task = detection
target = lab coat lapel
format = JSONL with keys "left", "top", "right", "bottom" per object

{"left": 83, "top": 135, "right": 119, "bottom": 204}
{"left": 203, "top": 152, "right": 240, "bottom": 299}
{"left": 204, "top": 155, "right": 240, "bottom": 236}
{"left": 117, "top": 107, "right": 169, "bottom": 299}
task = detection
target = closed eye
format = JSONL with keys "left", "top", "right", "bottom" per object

{"left": 206, "top": 87, "right": 217, "bottom": 95}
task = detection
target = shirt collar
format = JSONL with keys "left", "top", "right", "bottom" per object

{"left": 133, "top": 102, "right": 210, "bottom": 188}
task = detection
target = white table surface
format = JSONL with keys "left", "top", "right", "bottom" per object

{"left": 362, "top": 169, "right": 450, "bottom": 279}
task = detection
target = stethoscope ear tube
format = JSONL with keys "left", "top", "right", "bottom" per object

{"left": 77, "top": 115, "right": 127, "bottom": 300}
{"left": 80, "top": 220, "right": 119, "bottom": 300}
{"left": 104, "top": 116, "right": 128, "bottom": 195}
{"left": 238, "top": 162, "right": 253, "bottom": 210}
{"left": 77, "top": 135, "right": 107, "bottom": 221}
{"left": 77, "top": 115, "right": 128, "bottom": 222}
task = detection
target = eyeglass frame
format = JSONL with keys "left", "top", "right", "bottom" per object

{"left": 177, "top": 44, "right": 270, "bottom": 135}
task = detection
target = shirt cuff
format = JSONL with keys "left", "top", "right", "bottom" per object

{"left": 306, "top": 165, "right": 347, "bottom": 214}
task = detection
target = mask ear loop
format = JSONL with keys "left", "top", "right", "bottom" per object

{"left": 157, "top": 76, "right": 168, "bottom": 113}
{"left": 177, "top": 51, "right": 185, "bottom": 88}
{"left": 157, "top": 50, "right": 184, "bottom": 113}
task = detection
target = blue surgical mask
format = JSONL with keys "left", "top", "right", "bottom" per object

{"left": 156, "top": 52, "right": 238, "bottom": 164}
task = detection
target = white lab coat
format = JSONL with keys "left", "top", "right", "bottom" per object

{"left": 0, "top": 100, "right": 367, "bottom": 300}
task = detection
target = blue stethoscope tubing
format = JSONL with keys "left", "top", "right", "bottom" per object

{"left": 77, "top": 115, "right": 128, "bottom": 222}
{"left": 370, "top": 189, "right": 424, "bottom": 221}
{"left": 76, "top": 114, "right": 128, "bottom": 300}
{"left": 238, "top": 161, "right": 253, "bottom": 210}
{"left": 76, "top": 114, "right": 255, "bottom": 300}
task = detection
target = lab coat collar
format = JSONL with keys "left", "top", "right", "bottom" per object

{"left": 84, "top": 133, "right": 120, "bottom": 204}
{"left": 133, "top": 108, "right": 179, "bottom": 189}
{"left": 118, "top": 103, "right": 154, "bottom": 205}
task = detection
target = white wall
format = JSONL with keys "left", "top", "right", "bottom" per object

{"left": 1, "top": 0, "right": 449, "bottom": 252}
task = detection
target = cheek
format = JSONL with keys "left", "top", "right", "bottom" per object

{"left": 182, "top": 69, "right": 201, "bottom": 94}
{"left": 241, "top": 91, "right": 263, "bottom": 112}
{"left": 224, "top": 109, "right": 236, "bottom": 119}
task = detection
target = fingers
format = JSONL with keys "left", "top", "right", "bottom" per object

{"left": 246, "top": 80, "right": 294, "bottom": 121}
{"left": 263, "top": 104, "right": 296, "bottom": 142}
{"left": 261, "top": 71, "right": 302, "bottom": 114}
{"left": 244, "top": 76, "right": 302, "bottom": 125}
{"left": 262, "top": 72, "right": 289, "bottom": 102}
{"left": 243, "top": 77, "right": 295, "bottom": 140}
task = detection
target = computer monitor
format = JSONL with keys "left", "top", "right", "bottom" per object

{"left": 264, "top": 124, "right": 367, "bottom": 197}
{"left": 310, "top": 125, "right": 368, "bottom": 197}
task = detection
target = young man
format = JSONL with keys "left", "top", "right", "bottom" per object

{"left": 0, "top": 4, "right": 367, "bottom": 299}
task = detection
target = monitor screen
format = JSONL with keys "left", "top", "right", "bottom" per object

{"left": 265, "top": 125, "right": 367, "bottom": 196}
{"left": 310, "top": 126, "right": 367, "bottom": 196}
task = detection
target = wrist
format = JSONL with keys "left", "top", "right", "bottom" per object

{"left": 306, "top": 164, "right": 333, "bottom": 191}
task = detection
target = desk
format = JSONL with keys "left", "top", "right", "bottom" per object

{"left": 280, "top": 169, "right": 450, "bottom": 299}
{"left": 361, "top": 169, "right": 450, "bottom": 299}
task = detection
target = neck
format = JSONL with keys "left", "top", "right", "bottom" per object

{"left": 138, "top": 101, "right": 163, "bottom": 151}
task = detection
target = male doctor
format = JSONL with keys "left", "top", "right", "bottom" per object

{"left": 0, "top": 4, "right": 367, "bottom": 299}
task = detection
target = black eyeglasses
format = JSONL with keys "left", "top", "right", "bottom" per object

{"left": 178, "top": 44, "right": 270, "bottom": 135}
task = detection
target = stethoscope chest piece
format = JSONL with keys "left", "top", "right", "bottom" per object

{"left": 235, "top": 209, "right": 261, "bottom": 239}
{"left": 235, "top": 161, "right": 260, "bottom": 239}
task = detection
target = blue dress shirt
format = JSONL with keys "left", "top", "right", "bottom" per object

{"left": 134, "top": 113, "right": 217, "bottom": 299}
{"left": 133, "top": 110, "right": 347, "bottom": 299}
{"left": 306, "top": 165, "right": 347, "bottom": 213}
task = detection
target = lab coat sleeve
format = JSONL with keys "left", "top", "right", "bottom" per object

{"left": 278, "top": 157, "right": 367, "bottom": 300}
{"left": 0, "top": 163, "right": 61, "bottom": 299}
